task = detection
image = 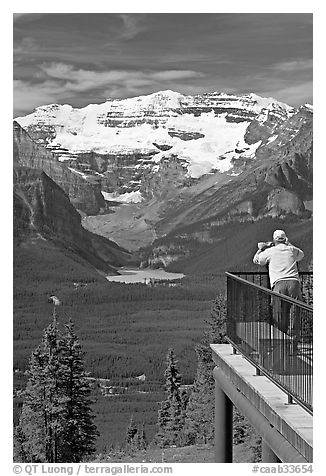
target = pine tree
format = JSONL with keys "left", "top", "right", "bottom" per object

{"left": 13, "top": 423, "right": 29, "bottom": 462}
{"left": 183, "top": 344, "right": 215, "bottom": 444}
{"left": 125, "top": 415, "right": 138, "bottom": 447}
{"left": 58, "top": 319, "right": 98, "bottom": 462}
{"left": 14, "top": 314, "right": 98, "bottom": 463}
{"left": 15, "top": 318, "right": 67, "bottom": 462}
{"left": 156, "top": 348, "right": 185, "bottom": 447}
{"left": 204, "top": 296, "right": 227, "bottom": 346}
{"left": 136, "top": 422, "right": 148, "bottom": 450}
{"left": 183, "top": 296, "right": 226, "bottom": 445}
{"left": 156, "top": 400, "right": 171, "bottom": 448}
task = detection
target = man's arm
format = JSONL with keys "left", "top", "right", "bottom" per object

{"left": 292, "top": 246, "right": 304, "bottom": 262}
{"left": 253, "top": 249, "right": 270, "bottom": 266}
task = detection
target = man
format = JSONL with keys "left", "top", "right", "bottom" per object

{"left": 253, "top": 230, "right": 304, "bottom": 340}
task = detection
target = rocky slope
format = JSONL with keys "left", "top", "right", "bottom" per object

{"left": 13, "top": 121, "right": 105, "bottom": 215}
{"left": 155, "top": 105, "right": 312, "bottom": 231}
{"left": 13, "top": 165, "right": 131, "bottom": 274}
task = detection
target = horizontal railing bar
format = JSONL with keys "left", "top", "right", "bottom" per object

{"left": 225, "top": 272, "right": 313, "bottom": 311}
{"left": 231, "top": 271, "right": 312, "bottom": 276}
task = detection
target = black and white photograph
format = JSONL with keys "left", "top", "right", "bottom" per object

{"left": 11, "top": 5, "right": 314, "bottom": 470}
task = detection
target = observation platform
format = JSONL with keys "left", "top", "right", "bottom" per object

{"left": 211, "top": 271, "right": 313, "bottom": 463}
{"left": 211, "top": 343, "right": 313, "bottom": 462}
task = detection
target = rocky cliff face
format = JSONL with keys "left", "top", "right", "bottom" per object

{"left": 13, "top": 122, "right": 105, "bottom": 215}
{"left": 13, "top": 165, "right": 131, "bottom": 273}
{"left": 262, "top": 107, "right": 313, "bottom": 198}
{"left": 160, "top": 105, "right": 312, "bottom": 225}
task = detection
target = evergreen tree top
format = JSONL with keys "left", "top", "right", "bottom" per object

{"left": 15, "top": 314, "right": 98, "bottom": 463}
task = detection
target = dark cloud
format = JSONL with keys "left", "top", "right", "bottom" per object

{"left": 13, "top": 13, "right": 313, "bottom": 116}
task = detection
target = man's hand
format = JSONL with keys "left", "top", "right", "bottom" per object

{"left": 258, "top": 241, "right": 274, "bottom": 251}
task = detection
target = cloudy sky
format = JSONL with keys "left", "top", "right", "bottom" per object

{"left": 13, "top": 13, "right": 313, "bottom": 117}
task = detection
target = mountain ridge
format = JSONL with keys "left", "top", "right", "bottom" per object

{"left": 14, "top": 90, "right": 295, "bottom": 182}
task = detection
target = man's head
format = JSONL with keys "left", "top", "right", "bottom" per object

{"left": 273, "top": 229, "right": 287, "bottom": 244}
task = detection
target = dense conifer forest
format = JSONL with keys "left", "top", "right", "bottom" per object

{"left": 13, "top": 239, "right": 227, "bottom": 451}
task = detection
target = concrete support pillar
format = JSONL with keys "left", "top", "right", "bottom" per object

{"left": 262, "top": 439, "right": 280, "bottom": 462}
{"left": 214, "top": 377, "right": 233, "bottom": 463}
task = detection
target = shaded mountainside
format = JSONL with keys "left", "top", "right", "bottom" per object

{"left": 140, "top": 218, "right": 313, "bottom": 275}
{"left": 14, "top": 165, "right": 132, "bottom": 274}
{"left": 13, "top": 121, "right": 105, "bottom": 215}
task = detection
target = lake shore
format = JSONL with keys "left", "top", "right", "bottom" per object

{"left": 106, "top": 267, "right": 185, "bottom": 283}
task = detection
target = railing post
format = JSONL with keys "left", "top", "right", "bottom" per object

{"left": 214, "top": 373, "right": 233, "bottom": 463}
{"left": 287, "top": 395, "right": 294, "bottom": 405}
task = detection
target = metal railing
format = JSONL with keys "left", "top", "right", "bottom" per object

{"left": 226, "top": 272, "right": 313, "bottom": 414}
{"left": 232, "top": 272, "right": 313, "bottom": 306}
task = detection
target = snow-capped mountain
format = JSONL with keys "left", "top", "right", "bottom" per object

{"left": 14, "top": 90, "right": 312, "bottom": 251}
{"left": 15, "top": 90, "right": 294, "bottom": 193}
